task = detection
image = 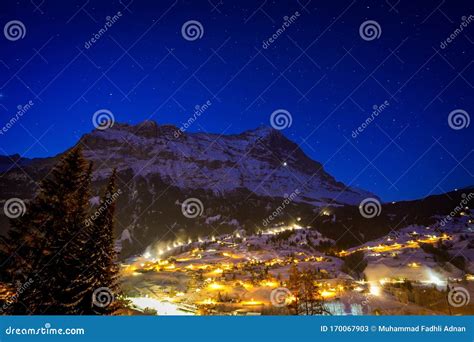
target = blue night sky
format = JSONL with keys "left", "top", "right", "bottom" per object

{"left": 0, "top": 0, "right": 472, "bottom": 202}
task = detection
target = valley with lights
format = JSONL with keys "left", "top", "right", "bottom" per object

{"left": 120, "top": 211, "right": 474, "bottom": 316}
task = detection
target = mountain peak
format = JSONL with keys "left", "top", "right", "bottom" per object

{"left": 244, "top": 125, "right": 278, "bottom": 137}
{"left": 137, "top": 119, "right": 159, "bottom": 128}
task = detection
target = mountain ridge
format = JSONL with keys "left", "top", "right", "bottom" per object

{"left": 0, "top": 120, "right": 377, "bottom": 257}
{"left": 73, "top": 120, "right": 375, "bottom": 206}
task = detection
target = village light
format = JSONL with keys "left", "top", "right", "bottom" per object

{"left": 369, "top": 284, "right": 381, "bottom": 296}
{"left": 242, "top": 299, "right": 263, "bottom": 306}
{"left": 212, "top": 268, "right": 223, "bottom": 275}
{"left": 208, "top": 283, "right": 225, "bottom": 290}
{"left": 260, "top": 280, "right": 278, "bottom": 287}
{"left": 320, "top": 290, "right": 336, "bottom": 298}
{"left": 199, "top": 298, "right": 216, "bottom": 305}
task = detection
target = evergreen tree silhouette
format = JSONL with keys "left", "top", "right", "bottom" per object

{"left": 0, "top": 148, "right": 121, "bottom": 315}
{"left": 90, "top": 169, "right": 121, "bottom": 314}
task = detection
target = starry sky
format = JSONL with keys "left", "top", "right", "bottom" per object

{"left": 0, "top": 0, "right": 472, "bottom": 202}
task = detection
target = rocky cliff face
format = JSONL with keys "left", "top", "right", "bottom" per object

{"left": 78, "top": 121, "right": 372, "bottom": 205}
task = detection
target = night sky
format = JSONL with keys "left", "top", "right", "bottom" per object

{"left": 0, "top": 0, "right": 472, "bottom": 202}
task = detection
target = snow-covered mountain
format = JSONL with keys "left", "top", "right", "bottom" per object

{"left": 78, "top": 120, "right": 373, "bottom": 206}
{"left": 0, "top": 120, "right": 375, "bottom": 257}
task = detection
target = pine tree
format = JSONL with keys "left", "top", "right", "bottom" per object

{"left": 62, "top": 161, "right": 100, "bottom": 314}
{"left": 0, "top": 148, "right": 108, "bottom": 314}
{"left": 26, "top": 148, "right": 92, "bottom": 313}
{"left": 89, "top": 169, "right": 121, "bottom": 314}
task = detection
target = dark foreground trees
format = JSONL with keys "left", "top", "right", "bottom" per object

{"left": 0, "top": 147, "right": 120, "bottom": 314}
{"left": 286, "top": 265, "right": 331, "bottom": 315}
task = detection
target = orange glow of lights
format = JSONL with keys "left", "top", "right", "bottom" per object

{"left": 212, "top": 268, "right": 224, "bottom": 275}
{"left": 242, "top": 299, "right": 263, "bottom": 306}
{"left": 320, "top": 290, "right": 336, "bottom": 298}
{"left": 208, "top": 283, "right": 225, "bottom": 290}
{"left": 260, "top": 280, "right": 278, "bottom": 287}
